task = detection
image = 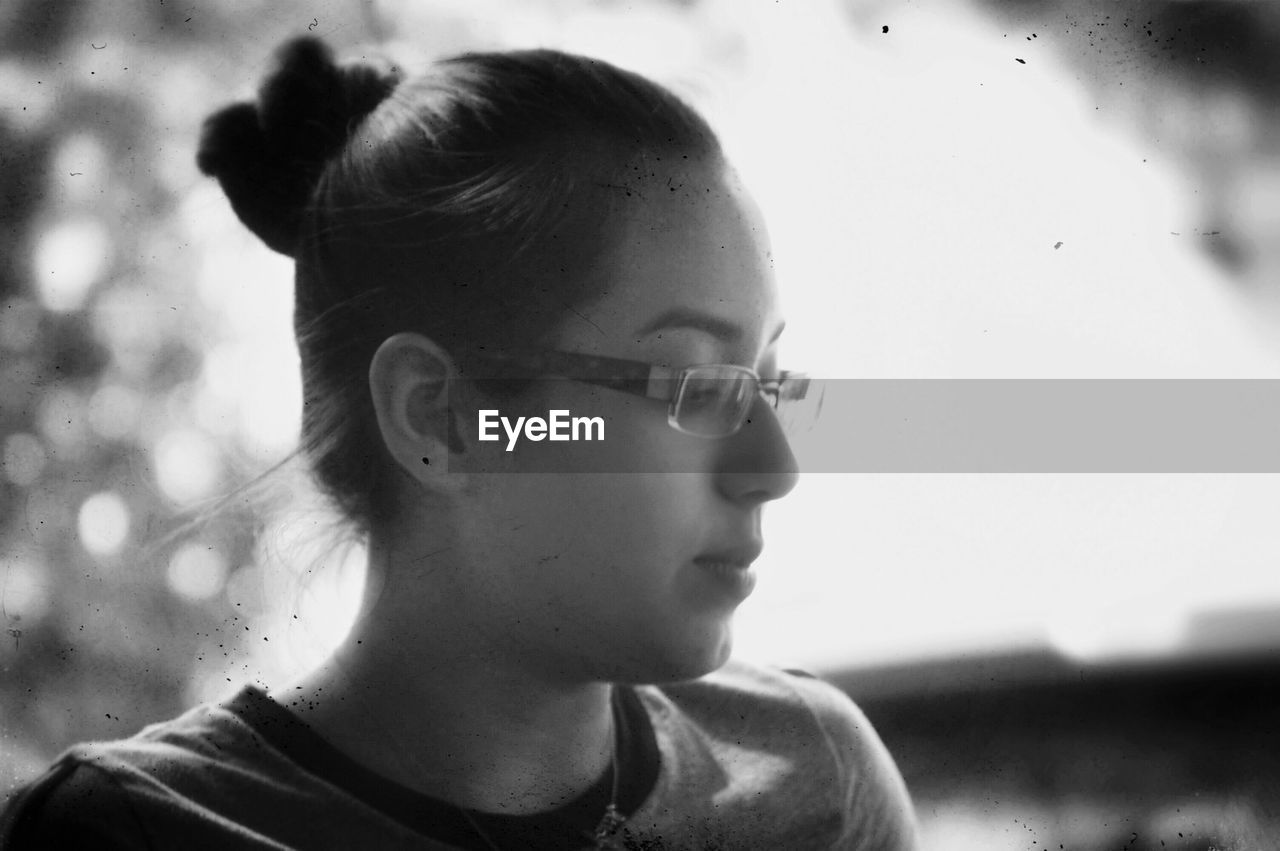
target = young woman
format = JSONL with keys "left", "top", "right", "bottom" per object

{"left": 1, "top": 37, "right": 918, "bottom": 850}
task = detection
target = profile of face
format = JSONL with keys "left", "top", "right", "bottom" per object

{"left": 378, "top": 155, "right": 799, "bottom": 686}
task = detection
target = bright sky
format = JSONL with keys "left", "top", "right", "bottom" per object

{"left": 710, "top": 0, "right": 1280, "bottom": 669}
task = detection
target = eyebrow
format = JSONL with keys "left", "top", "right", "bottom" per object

{"left": 635, "top": 308, "right": 786, "bottom": 345}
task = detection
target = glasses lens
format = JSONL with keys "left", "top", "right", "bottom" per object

{"left": 671, "top": 366, "right": 754, "bottom": 437}
{"left": 773, "top": 375, "right": 824, "bottom": 434}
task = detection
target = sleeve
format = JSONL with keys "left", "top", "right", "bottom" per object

{"left": 789, "top": 672, "right": 921, "bottom": 851}
{"left": 0, "top": 754, "right": 152, "bottom": 850}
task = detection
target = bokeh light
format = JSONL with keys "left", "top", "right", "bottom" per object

{"left": 76, "top": 491, "right": 130, "bottom": 557}
{"left": 0, "top": 58, "right": 55, "bottom": 133}
{"left": 166, "top": 542, "right": 229, "bottom": 603}
{"left": 153, "top": 427, "right": 223, "bottom": 505}
{"left": 50, "top": 133, "right": 111, "bottom": 206}
{"left": 31, "top": 216, "right": 112, "bottom": 313}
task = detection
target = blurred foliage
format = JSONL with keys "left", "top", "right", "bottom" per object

{"left": 0, "top": 0, "right": 326, "bottom": 788}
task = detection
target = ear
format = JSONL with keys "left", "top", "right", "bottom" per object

{"left": 368, "top": 332, "right": 469, "bottom": 493}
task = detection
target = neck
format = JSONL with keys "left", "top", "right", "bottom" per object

{"left": 282, "top": 530, "right": 616, "bottom": 814}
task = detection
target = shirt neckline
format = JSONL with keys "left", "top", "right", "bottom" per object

{"left": 223, "top": 684, "right": 660, "bottom": 850}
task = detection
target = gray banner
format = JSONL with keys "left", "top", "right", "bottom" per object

{"left": 453, "top": 380, "right": 1280, "bottom": 473}
{"left": 795, "top": 379, "right": 1280, "bottom": 473}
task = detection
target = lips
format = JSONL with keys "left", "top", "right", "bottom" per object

{"left": 692, "top": 543, "right": 762, "bottom": 601}
{"left": 693, "top": 542, "right": 763, "bottom": 569}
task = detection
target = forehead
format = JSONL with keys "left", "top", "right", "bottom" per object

{"left": 557, "top": 157, "right": 780, "bottom": 353}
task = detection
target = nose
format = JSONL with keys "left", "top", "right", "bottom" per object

{"left": 714, "top": 393, "right": 800, "bottom": 505}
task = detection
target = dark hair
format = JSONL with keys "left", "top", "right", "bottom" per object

{"left": 196, "top": 37, "right": 721, "bottom": 532}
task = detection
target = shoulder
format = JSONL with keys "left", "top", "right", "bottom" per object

{"left": 0, "top": 693, "right": 297, "bottom": 850}
{"left": 648, "top": 659, "right": 920, "bottom": 850}
{"left": 782, "top": 667, "right": 921, "bottom": 851}
{"left": 1, "top": 751, "right": 149, "bottom": 849}
{"left": 45, "top": 696, "right": 270, "bottom": 790}
{"left": 651, "top": 657, "right": 873, "bottom": 744}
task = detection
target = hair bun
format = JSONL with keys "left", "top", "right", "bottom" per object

{"left": 196, "top": 37, "right": 400, "bottom": 257}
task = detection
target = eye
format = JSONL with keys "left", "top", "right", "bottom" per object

{"left": 683, "top": 384, "right": 723, "bottom": 405}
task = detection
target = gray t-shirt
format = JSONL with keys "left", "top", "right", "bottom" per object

{"left": 1, "top": 659, "right": 918, "bottom": 849}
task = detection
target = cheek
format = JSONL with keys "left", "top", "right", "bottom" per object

{"left": 558, "top": 475, "right": 710, "bottom": 580}
{"left": 500, "top": 475, "right": 706, "bottom": 581}
{"left": 483, "top": 475, "right": 735, "bottom": 680}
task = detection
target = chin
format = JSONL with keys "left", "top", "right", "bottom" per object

{"left": 618, "top": 627, "right": 735, "bottom": 685}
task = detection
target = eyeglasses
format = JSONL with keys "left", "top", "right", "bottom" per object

{"left": 462, "top": 348, "right": 823, "bottom": 438}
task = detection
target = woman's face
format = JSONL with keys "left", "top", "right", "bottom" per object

{"left": 456, "top": 156, "right": 799, "bottom": 685}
